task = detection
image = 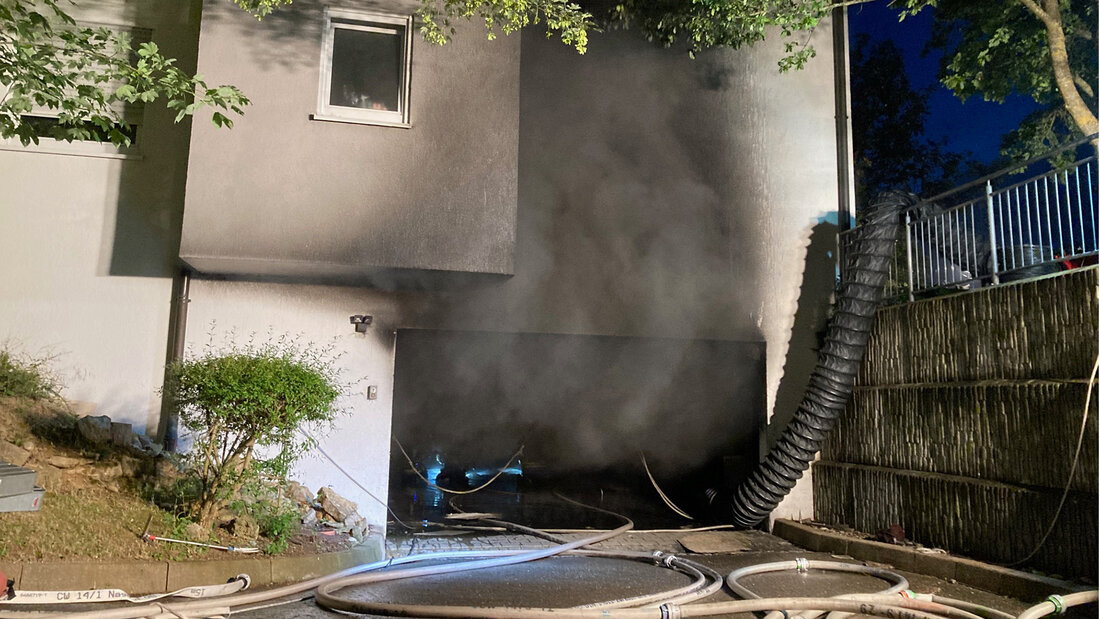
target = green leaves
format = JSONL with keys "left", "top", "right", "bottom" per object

{"left": 418, "top": 0, "right": 595, "bottom": 53}
{"left": 417, "top": 0, "right": 839, "bottom": 70}
{"left": 0, "top": 0, "right": 250, "bottom": 147}
{"left": 165, "top": 332, "right": 347, "bottom": 527}
{"left": 907, "top": 0, "right": 1097, "bottom": 160}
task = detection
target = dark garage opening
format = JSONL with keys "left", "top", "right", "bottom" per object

{"left": 388, "top": 329, "right": 766, "bottom": 530}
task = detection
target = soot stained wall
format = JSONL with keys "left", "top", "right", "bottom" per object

{"left": 181, "top": 0, "right": 519, "bottom": 277}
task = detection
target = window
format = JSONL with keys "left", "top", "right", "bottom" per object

{"left": 315, "top": 9, "right": 412, "bottom": 127}
{"left": 0, "top": 23, "right": 148, "bottom": 159}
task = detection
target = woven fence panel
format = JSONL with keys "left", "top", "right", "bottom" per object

{"left": 859, "top": 267, "right": 1098, "bottom": 385}
{"left": 823, "top": 382, "right": 1098, "bottom": 491}
{"left": 813, "top": 462, "right": 1097, "bottom": 579}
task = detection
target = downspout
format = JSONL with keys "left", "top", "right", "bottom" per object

{"left": 832, "top": 5, "right": 855, "bottom": 234}
{"left": 157, "top": 268, "right": 191, "bottom": 452}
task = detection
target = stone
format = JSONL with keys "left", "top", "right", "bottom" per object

{"left": 350, "top": 526, "right": 364, "bottom": 543}
{"left": 316, "top": 487, "right": 358, "bottom": 523}
{"left": 89, "top": 463, "right": 124, "bottom": 482}
{"left": 33, "top": 464, "right": 63, "bottom": 490}
{"left": 76, "top": 415, "right": 112, "bottom": 445}
{"left": 155, "top": 456, "right": 183, "bottom": 481}
{"left": 286, "top": 481, "right": 314, "bottom": 507}
{"left": 131, "top": 434, "right": 163, "bottom": 457}
{"left": 110, "top": 422, "right": 133, "bottom": 448}
{"left": 185, "top": 522, "right": 207, "bottom": 540}
{"left": 118, "top": 455, "right": 144, "bottom": 477}
{"left": 221, "top": 515, "right": 259, "bottom": 540}
{"left": 301, "top": 509, "right": 317, "bottom": 526}
{"left": 21, "top": 439, "right": 35, "bottom": 451}
{"left": 47, "top": 455, "right": 89, "bottom": 469}
{"left": 0, "top": 440, "right": 31, "bottom": 466}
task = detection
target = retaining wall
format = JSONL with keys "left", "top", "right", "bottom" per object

{"left": 814, "top": 266, "right": 1099, "bottom": 578}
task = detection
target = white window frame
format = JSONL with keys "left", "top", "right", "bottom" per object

{"left": 313, "top": 8, "right": 413, "bottom": 128}
{"left": 0, "top": 22, "right": 148, "bottom": 159}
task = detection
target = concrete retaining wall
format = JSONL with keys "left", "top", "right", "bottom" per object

{"left": 814, "top": 267, "right": 1099, "bottom": 578}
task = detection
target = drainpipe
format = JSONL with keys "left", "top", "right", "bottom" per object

{"left": 157, "top": 268, "right": 191, "bottom": 451}
{"left": 832, "top": 5, "right": 855, "bottom": 233}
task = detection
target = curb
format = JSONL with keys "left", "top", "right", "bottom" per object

{"left": 0, "top": 535, "right": 384, "bottom": 595}
{"left": 771, "top": 519, "right": 1086, "bottom": 600}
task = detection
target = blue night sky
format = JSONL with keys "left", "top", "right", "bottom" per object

{"left": 847, "top": 2, "right": 1042, "bottom": 165}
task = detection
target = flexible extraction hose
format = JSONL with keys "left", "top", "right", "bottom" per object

{"left": 730, "top": 190, "right": 912, "bottom": 528}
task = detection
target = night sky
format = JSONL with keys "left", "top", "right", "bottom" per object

{"left": 847, "top": 2, "right": 1042, "bottom": 165}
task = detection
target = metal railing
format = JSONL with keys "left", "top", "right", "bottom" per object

{"left": 842, "top": 136, "right": 1099, "bottom": 304}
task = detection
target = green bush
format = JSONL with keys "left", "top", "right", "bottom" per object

{"left": 251, "top": 499, "right": 299, "bottom": 554}
{"left": 165, "top": 333, "right": 345, "bottom": 527}
{"left": 0, "top": 348, "right": 60, "bottom": 399}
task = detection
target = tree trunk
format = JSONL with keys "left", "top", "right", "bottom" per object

{"left": 1037, "top": 0, "right": 1098, "bottom": 145}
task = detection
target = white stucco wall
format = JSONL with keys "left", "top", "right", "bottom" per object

{"left": 181, "top": 279, "right": 398, "bottom": 528}
{"left": 0, "top": 1, "right": 200, "bottom": 434}
{"left": 0, "top": 154, "right": 173, "bottom": 430}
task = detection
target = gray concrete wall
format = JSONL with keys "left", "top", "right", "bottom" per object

{"left": 0, "top": 0, "right": 199, "bottom": 432}
{"left": 815, "top": 267, "right": 1100, "bottom": 577}
{"left": 180, "top": 0, "right": 520, "bottom": 276}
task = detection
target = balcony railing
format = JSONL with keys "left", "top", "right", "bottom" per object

{"left": 842, "top": 135, "right": 1099, "bottom": 304}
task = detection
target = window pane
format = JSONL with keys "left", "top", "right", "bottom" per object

{"left": 329, "top": 26, "right": 403, "bottom": 112}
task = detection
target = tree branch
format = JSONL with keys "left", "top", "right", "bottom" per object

{"left": 1072, "top": 74, "right": 1095, "bottom": 99}
{"left": 1030, "top": 0, "right": 1099, "bottom": 140}
{"left": 1016, "top": 0, "right": 1054, "bottom": 27}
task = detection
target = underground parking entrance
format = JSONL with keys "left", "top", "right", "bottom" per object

{"left": 386, "top": 328, "right": 768, "bottom": 531}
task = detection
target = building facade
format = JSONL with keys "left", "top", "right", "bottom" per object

{"left": 0, "top": 0, "right": 850, "bottom": 529}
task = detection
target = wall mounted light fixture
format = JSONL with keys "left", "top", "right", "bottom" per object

{"left": 349, "top": 314, "right": 373, "bottom": 333}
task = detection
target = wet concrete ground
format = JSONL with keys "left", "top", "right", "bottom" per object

{"left": 247, "top": 530, "right": 1036, "bottom": 618}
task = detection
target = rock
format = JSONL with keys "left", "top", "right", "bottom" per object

{"left": 110, "top": 422, "right": 133, "bottom": 448}
{"left": 286, "top": 481, "right": 314, "bottom": 507}
{"left": 0, "top": 440, "right": 31, "bottom": 466}
{"left": 316, "top": 487, "right": 358, "bottom": 523}
{"left": 89, "top": 463, "right": 124, "bottom": 482}
{"left": 350, "top": 525, "right": 364, "bottom": 542}
{"left": 76, "top": 415, "right": 112, "bottom": 445}
{"left": 34, "top": 464, "right": 63, "bottom": 490}
{"left": 130, "top": 434, "right": 163, "bottom": 457}
{"left": 21, "top": 439, "right": 35, "bottom": 452}
{"left": 155, "top": 456, "right": 183, "bottom": 481}
{"left": 301, "top": 509, "right": 317, "bottom": 526}
{"left": 118, "top": 455, "right": 143, "bottom": 477}
{"left": 185, "top": 522, "right": 208, "bottom": 540}
{"left": 47, "top": 455, "right": 90, "bottom": 469}
{"left": 61, "top": 470, "right": 92, "bottom": 490}
{"left": 221, "top": 515, "right": 259, "bottom": 540}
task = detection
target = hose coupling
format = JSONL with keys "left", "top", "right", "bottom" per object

{"left": 660, "top": 603, "right": 683, "bottom": 619}
{"left": 899, "top": 590, "right": 931, "bottom": 601}
{"left": 794, "top": 557, "right": 809, "bottom": 573}
{"left": 651, "top": 551, "right": 678, "bottom": 567}
{"left": 1046, "top": 594, "right": 1066, "bottom": 615}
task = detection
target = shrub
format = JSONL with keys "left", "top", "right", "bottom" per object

{"left": 251, "top": 498, "right": 299, "bottom": 554}
{"left": 165, "top": 334, "right": 344, "bottom": 527}
{"left": 0, "top": 348, "right": 60, "bottom": 399}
